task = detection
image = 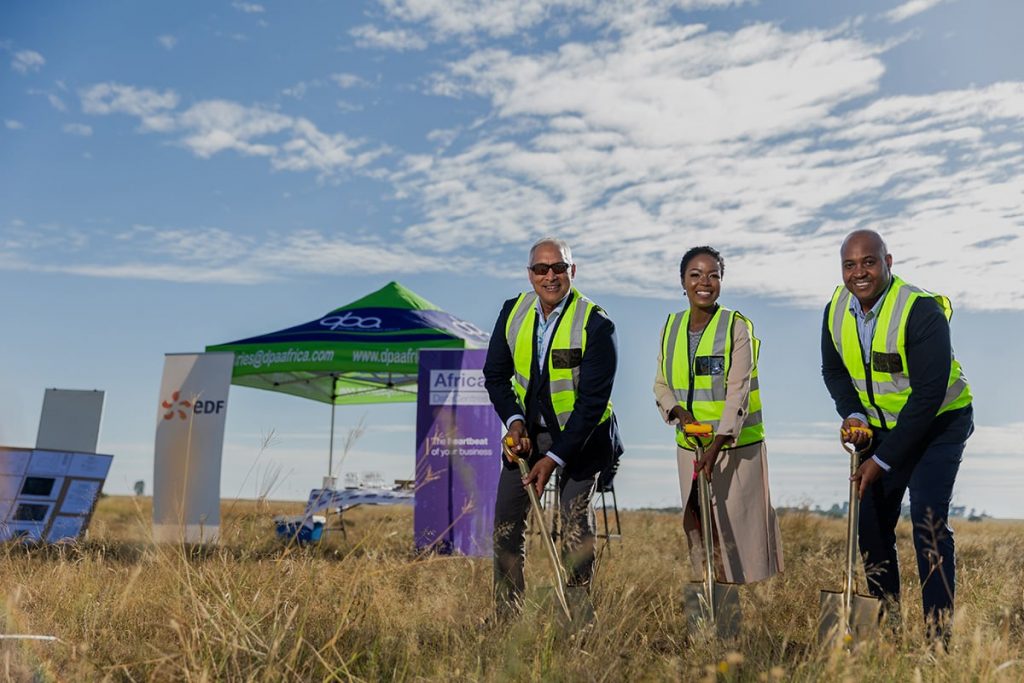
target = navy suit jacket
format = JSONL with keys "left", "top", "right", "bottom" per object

{"left": 483, "top": 290, "right": 623, "bottom": 479}
{"left": 820, "top": 293, "right": 973, "bottom": 471}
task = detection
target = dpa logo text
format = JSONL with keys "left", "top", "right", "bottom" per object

{"left": 319, "top": 311, "right": 382, "bottom": 330}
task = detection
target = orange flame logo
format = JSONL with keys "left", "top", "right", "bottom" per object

{"left": 161, "top": 391, "right": 193, "bottom": 420}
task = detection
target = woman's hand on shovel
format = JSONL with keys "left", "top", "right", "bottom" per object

{"left": 696, "top": 435, "right": 732, "bottom": 480}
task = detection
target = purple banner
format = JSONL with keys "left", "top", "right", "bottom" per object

{"left": 415, "top": 349, "right": 502, "bottom": 556}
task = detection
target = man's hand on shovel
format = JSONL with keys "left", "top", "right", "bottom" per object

{"left": 523, "top": 457, "right": 557, "bottom": 497}
{"left": 851, "top": 458, "right": 883, "bottom": 500}
{"left": 502, "top": 420, "right": 531, "bottom": 463}
{"left": 841, "top": 423, "right": 878, "bottom": 500}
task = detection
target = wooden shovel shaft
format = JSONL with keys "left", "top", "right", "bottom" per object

{"left": 515, "top": 456, "right": 572, "bottom": 621}
{"left": 839, "top": 428, "right": 873, "bottom": 630}
{"left": 845, "top": 448, "right": 859, "bottom": 617}
{"left": 694, "top": 441, "right": 717, "bottom": 619}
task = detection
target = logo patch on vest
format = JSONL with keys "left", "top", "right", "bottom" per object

{"left": 695, "top": 355, "right": 726, "bottom": 376}
{"left": 872, "top": 351, "right": 904, "bottom": 374}
{"left": 550, "top": 348, "right": 583, "bottom": 369}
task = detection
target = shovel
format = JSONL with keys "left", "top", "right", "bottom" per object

{"left": 502, "top": 435, "right": 572, "bottom": 622}
{"left": 818, "top": 426, "right": 882, "bottom": 647}
{"left": 681, "top": 423, "right": 741, "bottom": 639}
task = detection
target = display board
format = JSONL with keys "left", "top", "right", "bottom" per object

{"left": 0, "top": 446, "right": 113, "bottom": 543}
{"left": 153, "top": 352, "right": 233, "bottom": 544}
{"left": 414, "top": 349, "right": 502, "bottom": 556}
{"left": 35, "top": 388, "right": 106, "bottom": 453}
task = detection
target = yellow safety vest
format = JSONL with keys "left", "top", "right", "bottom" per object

{"left": 827, "top": 274, "right": 972, "bottom": 429}
{"left": 505, "top": 289, "right": 613, "bottom": 430}
{"left": 660, "top": 306, "right": 765, "bottom": 451}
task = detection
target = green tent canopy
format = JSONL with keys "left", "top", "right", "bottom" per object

{"left": 206, "top": 281, "right": 490, "bottom": 406}
{"left": 207, "top": 281, "right": 490, "bottom": 476}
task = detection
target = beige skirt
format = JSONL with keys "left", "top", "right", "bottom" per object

{"left": 677, "top": 440, "right": 783, "bottom": 584}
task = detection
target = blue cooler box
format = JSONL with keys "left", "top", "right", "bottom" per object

{"left": 273, "top": 515, "right": 326, "bottom": 544}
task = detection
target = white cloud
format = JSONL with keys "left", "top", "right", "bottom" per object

{"left": 963, "top": 422, "right": 1024, "bottom": 456}
{"left": 232, "top": 1, "right": 265, "bottom": 13}
{"left": 0, "top": 224, "right": 453, "bottom": 285}
{"left": 4, "top": 119, "right": 23, "bottom": 130}
{"left": 62, "top": 123, "right": 93, "bottom": 136}
{"left": 27, "top": 88, "right": 67, "bottom": 111}
{"left": 157, "top": 34, "right": 178, "bottom": 50}
{"left": 372, "top": 0, "right": 751, "bottom": 40}
{"left": 336, "top": 100, "right": 364, "bottom": 113}
{"left": 390, "top": 21, "right": 1024, "bottom": 310}
{"left": 54, "top": 262, "right": 272, "bottom": 285}
{"left": 53, "top": 12, "right": 1024, "bottom": 314}
{"left": 81, "top": 82, "right": 180, "bottom": 132}
{"left": 282, "top": 80, "right": 314, "bottom": 99}
{"left": 350, "top": 24, "right": 428, "bottom": 51}
{"left": 282, "top": 74, "right": 366, "bottom": 100}
{"left": 80, "top": 83, "right": 384, "bottom": 176}
{"left": 11, "top": 49, "right": 44, "bottom": 74}
{"left": 330, "top": 72, "right": 368, "bottom": 89}
{"left": 250, "top": 229, "right": 451, "bottom": 275}
{"left": 883, "top": 0, "right": 951, "bottom": 23}
{"left": 769, "top": 423, "right": 1024, "bottom": 459}
{"left": 177, "top": 100, "right": 292, "bottom": 158}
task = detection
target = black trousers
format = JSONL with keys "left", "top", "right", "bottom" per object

{"left": 859, "top": 426, "right": 967, "bottom": 626}
{"left": 492, "top": 430, "right": 598, "bottom": 615}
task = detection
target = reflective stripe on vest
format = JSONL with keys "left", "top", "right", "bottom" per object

{"left": 505, "top": 289, "right": 613, "bottom": 430}
{"left": 827, "top": 275, "right": 972, "bottom": 429}
{"left": 660, "top": 306, "right": 765, "bottom": 451}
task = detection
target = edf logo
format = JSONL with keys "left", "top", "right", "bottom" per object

{"left": 161, "top": 391, "right": 226, "bottom": 420}
{"left": 194, "top": 399, "right": 226, "bottom": 415}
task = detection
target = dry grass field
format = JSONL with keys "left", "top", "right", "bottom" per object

{"left": 2, "top": 496, "right": 1023, "bottom": 682}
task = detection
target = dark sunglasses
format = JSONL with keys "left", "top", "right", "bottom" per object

{"left": 528, "top": 261, "right": 570, "bottom": 276}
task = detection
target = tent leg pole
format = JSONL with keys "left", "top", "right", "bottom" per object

{"left": 328, "top": 400, "right": 336, "bottom": 478}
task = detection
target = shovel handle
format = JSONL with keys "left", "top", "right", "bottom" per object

{"left": 502, "top": 434, "right": 532, "bottom": 462}
{"left": 840, "top": 426, "right": 872, "bottom": 627}
{"left": 683, "top": 423, "right": 713, "bottom": 436}
{"left": 839, "top": 426, "right": 873, "bottom": 455}
{"left": 682, "top": 422, "right": 714, "bottom": 450}
{"left": 502, "top": 436, "right": 572, "bottom": 621}
{"left": 685, "top": 424, "right": 718, "bottom": 621}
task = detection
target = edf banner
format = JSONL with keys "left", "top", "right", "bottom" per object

{"left": 153, "top": 352, "right": 233, "bottom": 544}
{"left": 415, "top": 349, "right": 502, "bottom": 556}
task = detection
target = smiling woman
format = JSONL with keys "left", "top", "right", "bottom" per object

{"left": 653, "top": 245, "right": 784, "bottom": 588}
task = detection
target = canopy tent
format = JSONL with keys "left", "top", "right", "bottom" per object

{"left": 206, "top": 280, "right": 490, "bottom": 475}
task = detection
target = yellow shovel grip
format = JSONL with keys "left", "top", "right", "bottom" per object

{"left": 683, "top": 423, "right": 713, "bottom": 436}
{"left": 840, "top": 425, "right": 873, "bottom": 441}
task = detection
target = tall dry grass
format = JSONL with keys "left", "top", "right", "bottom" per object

{"left": 2, "top": 496, "right": 1022, "bottom": 681}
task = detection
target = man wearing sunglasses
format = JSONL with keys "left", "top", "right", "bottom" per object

{"left": 483, "top": 236, "right": 623, "bottom": 620}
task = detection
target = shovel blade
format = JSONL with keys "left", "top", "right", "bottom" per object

{"left": 817, "top": 590, "right": 845, "bottom": 646}
{"left": 851, "top": 594, "right": 882, "bottom": 639}
{"left": 684, "top": 580, "right": 741, "bottom": 639}
{"left": 818, "top": 590, "right": 882, "bottom": 647}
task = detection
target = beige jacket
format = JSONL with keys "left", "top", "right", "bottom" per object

{"left": 654, "top": 313, "right": 783, "bottom": 584}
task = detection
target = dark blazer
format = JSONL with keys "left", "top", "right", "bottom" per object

{"left": 820, "top": 293, "right": 973, "bottom": 471}
{"left": 483, "top": 290, "right": 623, "bottom": 479}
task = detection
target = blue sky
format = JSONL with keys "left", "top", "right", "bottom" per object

{"left": 2, "top": 0, "right": 1022, "bottom": 517}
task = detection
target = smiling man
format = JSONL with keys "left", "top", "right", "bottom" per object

{"left": 820, "top": 229, "right": 974, "bottom": 642}
{"left": 483, "top": 236, "right": 622, "bottom": 621}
